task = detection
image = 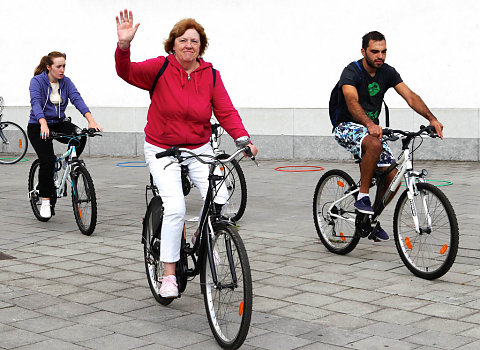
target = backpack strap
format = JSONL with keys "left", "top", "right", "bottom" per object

{"left": 383, "top": 100, "right": 390, "bottom": 127}
{"left": 150, "top": 60, "right": 216, "bottom": 99}
{"left": 149, "top": 59, "right": 170, "bottom": 99}
{"left": 353, "top": 60, "right": 362, "bottom": 72}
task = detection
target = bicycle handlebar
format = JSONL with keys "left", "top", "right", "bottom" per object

{"left": 382, "top": 125, "right": 438, "bottom": 141}
{"left": 155, "top": 145, "right": 257, "bottom": 168}
{"left": 48, "top": 128, "right": 102, "bottom": 139}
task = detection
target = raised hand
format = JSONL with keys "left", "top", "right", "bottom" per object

{"left": 116, "top": 9, "right": 140, "bottom": 49}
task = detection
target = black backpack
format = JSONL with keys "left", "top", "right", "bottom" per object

{"left": 329, "top": 61, "right": 389, "bottom": 130}
{"left": 149, "top": 59, "right": 217, "bottom": 98}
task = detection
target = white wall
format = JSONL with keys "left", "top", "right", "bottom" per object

{"left": 1, "top": 0, "right": 479, "bottom": 112}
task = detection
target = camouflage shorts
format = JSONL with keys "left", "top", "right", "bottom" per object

{"left": 333, "top": 122, "right": 395, "bottom": 167}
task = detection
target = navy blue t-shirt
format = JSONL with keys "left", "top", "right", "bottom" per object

{"left": 336, "top": 60, "right": 403, "bottom": 125}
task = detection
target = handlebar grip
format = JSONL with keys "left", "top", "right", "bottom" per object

{"left": 155, "top": 146, "right": 179, "bottom": 159}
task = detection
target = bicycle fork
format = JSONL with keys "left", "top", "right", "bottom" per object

{"left": 404, "top": 173, "right": 432, "bottom": 234}
{"left": 206, "top": 216, "right": 237, "bottom": 290}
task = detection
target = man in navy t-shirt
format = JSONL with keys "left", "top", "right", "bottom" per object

{"left": 333, "top": 31, "right": 444, "bottom": 241}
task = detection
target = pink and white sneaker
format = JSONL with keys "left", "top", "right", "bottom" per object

{"left": 160, "top": 275, "right": 178, "bottom": 298}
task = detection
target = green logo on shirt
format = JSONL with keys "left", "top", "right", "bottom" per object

{"left": 366, "top": 110, "right": 379, "bottom": 121}
{"left": 368, "top": 82, "right": 380, "bottom": 96}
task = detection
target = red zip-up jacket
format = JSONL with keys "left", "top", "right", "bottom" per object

{"left": 115, "top": 46, "right": 250, "bottom": 149}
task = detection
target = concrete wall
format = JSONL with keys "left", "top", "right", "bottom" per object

{"left": 6, "top": 106, "right": 479, "bottom": 160}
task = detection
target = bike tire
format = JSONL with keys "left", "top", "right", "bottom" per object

{"left": 71, "top": 165, "right": 97, "bottom": 235}
{"left": 143, "top": 196, "right": 174, "bottom": 306}
{"left": 201, "top": 222, "right": 252, "bottom": 349}
{"left": 28, "top": 159, "right": 51, "bottom": 222}
{"left": 217, "top": 154, "right": 247, "bottom": 222}
{"left": 393, "top": 182, "right": 459, "bottom": 280}
{"left": 313, "top": 169, "right": 360, "bottom": 255}
{"left": 0, "top": 121, "right": 28, "bottom": 164}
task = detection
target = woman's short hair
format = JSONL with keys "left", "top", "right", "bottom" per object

{"left": 34, "top": 51, "right": 66, "bottom": 76}
{"left": 164, "top": 18, "right": 208, "bottom": 57}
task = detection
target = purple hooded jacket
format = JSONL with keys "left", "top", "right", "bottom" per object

{"left": 28, "top": 71, "right": 90, "bottom": 124}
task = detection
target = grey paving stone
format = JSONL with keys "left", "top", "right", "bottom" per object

{"left": 92, "top": 296, "right": 151, "bottom": 314}
{"left": 0, "top": 328, "right": 48, "bottom": 349}
{"left": 141, "top": 327, "right": 211, "bottom": 348}
{"left": 349, "top": 335, "right": 419, "bottom": 350}
{"left": 14, "top": 339, "right": 90, "bottom": 350}
{"left": 42, "top": 323, "right": 113, "bottom": 342}
{"left": 11, "top": 315, "right": 75, "bottom": 333}
{"left": 71, "top": 310, "right": 132, "bottom": 327}
{"left": 405, "top": 330, "right": 474, "bottom": 349}
{"left": 78, "top": 333, "right": 151, "bottom": 350}
{"left": 245, "top": 331, "right": 313, "bottom": 350}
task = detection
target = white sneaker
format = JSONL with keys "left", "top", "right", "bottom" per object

{"left": 40, "top": 201, "right": 51, "bottom": 218}
{"left": 160, "top": 275, "right": 178, "bottom": 298}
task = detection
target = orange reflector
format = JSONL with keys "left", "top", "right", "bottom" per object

{"left": 78, "top": 206, "right": 83, "bottom": 219}
{"left": 239, "top": 301, "right": 244, "bottom": 316}
{"left": 19, "top": 139, "right": 23, "bottom": 148}
{"left": 220, "top": 167, "right": 225, "bottom": 171}
{"left": 405, "top": 237, "right": 412, "bottom": 250}
{"left": 340, "top": 232, "right": 346, "bottom": 242}
{"left": 337, "top": 181, "right": 345, "bottom": 187}
{"left": 440, "top": 244, "right": 448, "bottom": 255}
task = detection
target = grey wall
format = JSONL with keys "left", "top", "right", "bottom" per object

{"left": 8, "top": 106, "right": 479, "bottom": 161}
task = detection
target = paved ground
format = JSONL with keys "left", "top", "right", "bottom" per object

{"left": 0, "top": 155, "right": 479, "bottom": 349}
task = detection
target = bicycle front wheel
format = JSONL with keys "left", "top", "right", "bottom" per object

{"left": 202, "top": 223, "right": 252, "bottom": 349}
{"left": 217, "top": 154, "right": 247, "bottom": 222}
{"left": 71, "top": 165, "right": 97, "bottom": 235}
{"left": 0, "top": 121, "right": 28, "bottom": 164}
{"left": 28, "top": 159, "right": 50, "bottom": 222}
{"left": 313, "top": 169, "right": 360, "bottom": 254}
{"left": 393, "top": 182, "right": 459, "bottom": 280}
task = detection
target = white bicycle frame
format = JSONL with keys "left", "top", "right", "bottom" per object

{"left": 28, "top": 144, "right": 78, "bottom": 200}
{"left": 53, "top": 145, "right": 78, "bottom": 199}
{"left": 327, "top": 146, "right": 430, "bottom": 234}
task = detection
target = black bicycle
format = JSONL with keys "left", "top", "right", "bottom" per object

{"left": 0, "top": 96, "right": 28, "bottom": 164}
{"left": 180, "top": 122, "right": 248, "bottom": 222}
{"left": 313, "top": 125, "right": 459, "bottom": 280}
{"left": 142, "top": 144, "right": 256, "bottom": 349}
{"left": 28, "top": 128, "right": 101, "bottom": 235}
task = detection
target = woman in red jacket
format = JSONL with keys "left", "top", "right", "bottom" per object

{"left": 115, "top": 9, "right": 258, "bottom": 298}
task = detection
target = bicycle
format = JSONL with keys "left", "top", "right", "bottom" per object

{"left": 180, "top": 122, "right": 248, "bottom": 222}
{"left": 0, "top": 96, "right": 28, "bottom": 164}
{"left": 142, "top": 144, "right": 256, "bottom": 349}
{"left": 28, "top": 128, "right": 101, "bottom": 235}
{"left": 313, "top": 125, "right": 459, "bottom": 280}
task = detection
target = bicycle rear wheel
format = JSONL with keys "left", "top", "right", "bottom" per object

{"left": 393, "top": 182, "right": 459, "bottom": 280}
{"left": 28, "top": 159, "right": 51, "bottom": 222}
{"left": 0, "top": 121, "right": 28, "bottom": 164}
{"left": 71, "top": 165, "right": 97, "bottom": 235}
{"left": 313, "top": 169, "right": 360, "bottom": 254}
{"left": 202, "top": 223, "right": 252, "bottom": 349}
{"left": 217, "top": 154, "right": 247, "bottom": 222}
{"left": 143, "top": 196, "right": 173, "bottom": 306}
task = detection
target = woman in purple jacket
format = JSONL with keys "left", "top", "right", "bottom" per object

{"left": 27, "top": 51, "right": 102, "bottom": 219}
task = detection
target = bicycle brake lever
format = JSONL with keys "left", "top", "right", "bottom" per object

{"left": 163, "top": 160, "right": 177, "bottom": 170}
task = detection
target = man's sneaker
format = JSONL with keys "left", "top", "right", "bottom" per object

{"left": 160, "top": 275, "right": 178, "bottom": 298}
{"left": 374, "top": 223, "right": 389, "bottom": 241}
{"left": 354, "top": 197, "right": 374, "bottom": 215}
{"left": 40, "top": 202, "right": 51, "bottom": 218}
